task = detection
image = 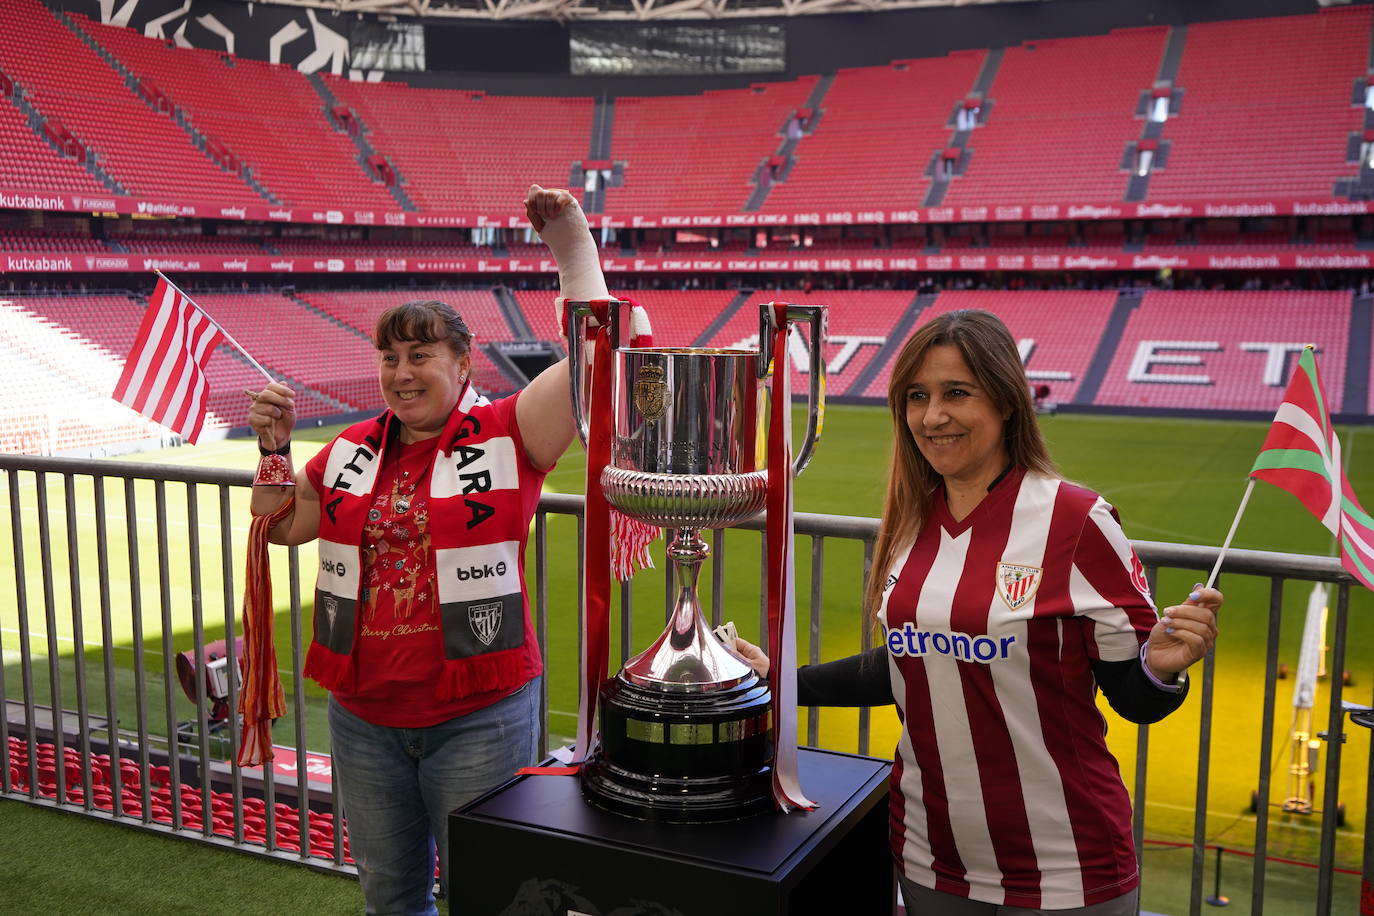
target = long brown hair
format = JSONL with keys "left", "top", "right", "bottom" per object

{"left": 864, "top": 309, "right": 1057, "bottom": 621}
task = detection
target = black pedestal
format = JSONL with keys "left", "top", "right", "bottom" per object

{"left": 450, "top": 747, "right": 893, "bottom": 916}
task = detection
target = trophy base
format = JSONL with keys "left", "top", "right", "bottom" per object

{"left": 581, "top": 673, "right": 774, "bottom": 824}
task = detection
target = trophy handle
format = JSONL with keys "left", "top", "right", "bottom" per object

{"left": 564, "top": 299, "right": 626, "bottom": 448}
{"left": 758, "top": 303, "right": 827, "bottom": 477}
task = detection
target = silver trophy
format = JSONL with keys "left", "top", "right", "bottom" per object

{"left": 568, "top": 300, "right": 826, "bottom": 822}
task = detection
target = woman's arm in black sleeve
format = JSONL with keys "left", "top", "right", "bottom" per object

{"left": 1092, "top": 655, "right": 1188, "bottom": 724}
{"left": 797, "top": 646, "right": 894, "bottom": 706}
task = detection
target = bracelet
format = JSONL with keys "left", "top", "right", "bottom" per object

{"left": 258, "top": 441, "right": 290, "bottom": 456}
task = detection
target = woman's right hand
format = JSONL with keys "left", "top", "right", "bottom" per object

{"left": 246, "top": 381, "right": 296, "bottom": 451}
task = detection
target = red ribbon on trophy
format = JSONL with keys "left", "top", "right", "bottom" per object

{"left": 765, "top": 301, "right": 816, "bottom": 812}
{"left": 572, "top": 298, "right": 616, "bottom": 763}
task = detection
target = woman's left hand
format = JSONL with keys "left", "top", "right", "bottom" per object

{"left": 1145, "top": 584, "right": 1221, "bottom": 681}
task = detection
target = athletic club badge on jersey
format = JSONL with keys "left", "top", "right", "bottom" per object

{"left": 996, "top": 562, "right": 1042, "bottom": 610}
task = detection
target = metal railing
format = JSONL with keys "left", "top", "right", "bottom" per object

{"left": 0, "top": 454, "right": 1368, "bottom": 914}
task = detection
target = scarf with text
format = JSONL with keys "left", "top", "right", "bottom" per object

{"left": 303, "top": 384, "right": 532, "bottom": 701}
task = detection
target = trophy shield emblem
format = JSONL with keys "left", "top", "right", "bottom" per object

{"left": 632, "top": 364, "right": 668, "bottom": 421}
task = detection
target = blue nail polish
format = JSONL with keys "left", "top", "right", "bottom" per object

{"left": 1188, "top": 591, "right": 1201, "bottom": 601}
{"left": 1166, "top": 627, "right": 1175, "bottom": 635}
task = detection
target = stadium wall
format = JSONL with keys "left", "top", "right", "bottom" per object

{"left": 46, "top": 0, "right": 1352, "bottom": 95}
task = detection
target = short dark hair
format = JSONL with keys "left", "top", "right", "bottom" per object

{"left": 373, "top": 300, "right": 471, "bottom": 357}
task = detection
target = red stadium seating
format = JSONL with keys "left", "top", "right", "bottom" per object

{"left": 763, "top": 54, "right": 985, "bottom": 212}
{"left": 1094, "top": 290, "right": 1352, "bottom": 412}
{"left": 513, "top": 288, "right": 742, "bottom": 351}
{"left": 693, "top": 289, "right": 911, "bottom": 397}
{"left": 322, "top": 76, "right": 593, "bottom": 213}
{"left": 0, "top": 229, "right": 108, "bottom": 252}
{"left": 7, "top": 737, "right": 353, "bottom": 863}
{"left": 0, "top": 0, "right": 263, "bottom": 204}
{"left": 74, "top": 14, "right": 396, "bottom": 212}
{"left": 861, "top": 290, "right": 1118, "bottom": 402}
{"left": 298, "top": 289, "right": 520, "bottom": 394}
{"left": 0, "top": 95, "right": 110, "bottom": 195}
{"left": 6, "top": 292, "right": 352, "bottom": 443}
{"left": 942, "top": 28, "right": 1167, "bottom": 208}
{"left": 1146, "top": 8, "right": 1370, "bottom": 201}
{"left": 0, "top": 296, "right": 164, "bottom": 452}
{"left": 604, "top": 78, "right": 818, "bottom": 214}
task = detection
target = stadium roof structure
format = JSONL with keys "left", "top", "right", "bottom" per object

{"left": 247, "top": 0, "right": 1037, "bottom": 22}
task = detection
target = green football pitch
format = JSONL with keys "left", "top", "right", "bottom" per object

{"left": 2, "top": 406, "right": 1370, "bottom": 910}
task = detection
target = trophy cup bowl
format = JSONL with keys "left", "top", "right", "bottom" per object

{"left": 568, "top": 302, "right": 826, "bottom": 823}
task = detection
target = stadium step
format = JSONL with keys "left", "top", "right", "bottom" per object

{"left": 692, "top": 290, "right": 752, "bottom": 348}
{"left": 1342, "top": 294, "right": 1372, "bottom": 416}
{"left": 849, "top": 292, "right": 935, "bottom": 398}
{"left": 922, "top": 50, "right": 1000, "bottom": 208}
{"left": 743, "top": 74, "right": 835, "bottom": 212}
{"left": 1076, "top": 291, "right": 1143, "bottom": 406}
{"left": 2, "top": 73, "right": 125, "bottom": 196}
{"left": 1126, "top": 25, "right": 1186, "bottom": 202}
{"left": 57, "top": 10, "right": 275, "bottom": 203}
{"left": 1155, "top": 24, "right": 1189, "bottom": 85}
{"left": 308, "top": 72, "right": 416, "bottom": 212}
{"left": 493, "top": 286, "right": 536, "bottom": 342}
{"left": 590, "top": 96, "right": 615, "bottom": 161}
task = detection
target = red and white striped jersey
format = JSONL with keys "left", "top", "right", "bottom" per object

{"left": 877, "top": 467, "right": 1156, "bottom": 909}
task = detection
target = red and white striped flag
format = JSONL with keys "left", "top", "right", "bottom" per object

{"left": 1249, "top": 346, "right": 1374, "bottom": 590}
{"left": 112, "top": 276, "right": 224, "bottom": 444}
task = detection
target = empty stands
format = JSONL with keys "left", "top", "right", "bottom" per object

{"left": 604, "top": 78, "right": 818, "bottom": 214}
{"left": 298, "top": 288, "right": 520, "bottom": 394}
{"left": 0, "top": 94, "right": 109, "bottom": 195}
{"left": 1093, "top": 290, "right": 1352, "bottom": 412}
{"left": 693, "top": 289, "right": 912, "bottom": 397}
{"left": 943, "top": 28, "right": 1168, "bottom": 207}
{"left": 0, "top": 297, "right": 162, "bottom": 452}
{"left": 74, "top": 14, "right": 395, "bottom": 212}
{"left": 1146, "top": 8, "right": 1370, "bottom": 201}
{"left": 322, "top": 76, "right": 593, "bottom": 213}
{"left": 0, "top": 0, "right": 262, "bottom": 204}
{"left": 763, "top": 54, "right": 985, "bottom": 212}
{"left": 860, "top": 290, "right": 1119, "bottom": 401}
{"left": 7, "top": 292, "right": 351, "bottom": 446}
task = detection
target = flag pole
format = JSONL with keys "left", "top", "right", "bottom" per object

{"left": 1204, "top": 477, "right": 1256, "bottom": 590}
{"left": 155, "top": 270, "right": 274, "bottom": 383}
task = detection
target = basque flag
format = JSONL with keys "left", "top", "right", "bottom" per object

{"left": 112, "top": 276, "right": 223, "bottom": 444}
{"left": 1249, "top": 346, "right": 1374, "bottom": 590}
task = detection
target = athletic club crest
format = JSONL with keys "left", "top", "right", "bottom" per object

{"left": 996, "top": 562, "right": 1042, "bottom": 610}
{"left": 633, "top": 364, "right": 668, "bottom": 421}
{"left": 468, "top": 600, "right": 503, "bottom": 647}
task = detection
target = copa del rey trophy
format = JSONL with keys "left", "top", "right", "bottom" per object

{"left": 567, "top": 300, "right": 826, "bottom": 823}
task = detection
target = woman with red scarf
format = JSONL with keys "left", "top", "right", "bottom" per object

{"left": 247, "top": 186, "right": 611, "bottom": 915}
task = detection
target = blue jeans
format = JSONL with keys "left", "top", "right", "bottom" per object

{"left": 329, "top": 678, "right": 540, "bottom": 916}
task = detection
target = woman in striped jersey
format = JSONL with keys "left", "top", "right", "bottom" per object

{"left": 740, "top": 309, "right": 1220, "bottom": 914}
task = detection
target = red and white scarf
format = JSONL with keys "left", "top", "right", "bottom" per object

{"left": 303, "top": 384, "right": 533, "bottom": 701}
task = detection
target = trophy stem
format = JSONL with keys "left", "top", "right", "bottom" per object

{"left": 667, "top": 528, "right": 705, "bottom": 650}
